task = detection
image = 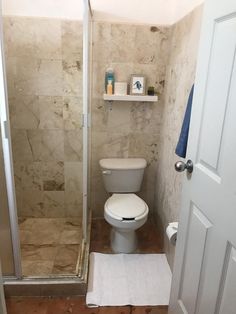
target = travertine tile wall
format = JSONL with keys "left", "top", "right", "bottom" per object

{"left": 3, "top": 17, "right": 83, "bottom": 218}
{"left": 90, "top": 22, "right": 170, "bottom": 217}
{"left": 154, "top": 6, "right": 203, "bottom": 269}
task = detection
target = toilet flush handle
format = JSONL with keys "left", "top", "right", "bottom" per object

{"left": 102, "top": 170, "right": 112, "bottom": 175}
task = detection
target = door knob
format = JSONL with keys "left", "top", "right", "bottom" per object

{"left": 175, "top": 160, "right": 193, "bottom": 174}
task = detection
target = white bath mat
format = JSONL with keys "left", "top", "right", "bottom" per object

{"left": 86, "top": 252, "right": 172, "bottom": 307}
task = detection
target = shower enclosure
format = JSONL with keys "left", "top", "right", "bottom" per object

{"left": 0, "top": 0, "right": 92, "bottom": 286}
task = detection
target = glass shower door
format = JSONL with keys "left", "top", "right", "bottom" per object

{"left": 0, "top": 15, "right": 21, "bottom": 278}
{"left": 0, "top": 0, "right": 92, "bottom": 279}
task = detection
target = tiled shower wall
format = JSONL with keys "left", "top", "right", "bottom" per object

{"left": 91, "top": 22, "right": 170, "bottom": 217}
{"left": 154, "top": 6, "right": 203, "bottom": 269}
{"left": 3, "top": 17, "right": 83, "bottom": 218}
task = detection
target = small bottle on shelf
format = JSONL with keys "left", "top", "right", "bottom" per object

{"left": 107, "top": 80, "right": 113, "bottom": 95}
{"left": 105, "top": 68, "right": 115, "bottom": 94}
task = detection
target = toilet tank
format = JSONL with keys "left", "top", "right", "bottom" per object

{"left": 99, "top": 158, "right": 147, "bottom": 193}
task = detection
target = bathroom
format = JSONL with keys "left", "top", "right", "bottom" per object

{"left": 1, "top": 0, "right": 236, "bottom": 313}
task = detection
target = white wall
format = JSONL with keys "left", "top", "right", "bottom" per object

{"left": 2, "top": 0, "right": 204, "bottom": 24}
{"left": 91, "top": 0, "right": 204, "bottom": 25}
{"left": 2, "top": 0, "right": 84, "bottom": 20}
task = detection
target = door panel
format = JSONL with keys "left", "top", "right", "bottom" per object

{"left": 198, "top": 15, "right": 236, "bottom": 175}
{"left": 217, "top": 246, "right": 236, "bottom": 314}
{"left": 178, "top": 205, "right": 212, "bottom": 313}
{"left": 169, "top": 1, "right": 236, "bottom": 313}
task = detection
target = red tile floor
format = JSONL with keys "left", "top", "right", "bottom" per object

{"left": 6, "top": 218, "right": 168, "bottom": 314}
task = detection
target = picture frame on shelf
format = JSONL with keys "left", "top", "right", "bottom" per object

{"left": 130, "top": 74, "right": 146, "bottom": 95}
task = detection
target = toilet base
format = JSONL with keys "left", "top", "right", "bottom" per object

{"left": 111, "top": 228, "right": 137, "bottom": 253}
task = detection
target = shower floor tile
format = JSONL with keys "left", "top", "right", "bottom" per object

{"left": 19, "top": 217, "right": 82, "bottom": 277}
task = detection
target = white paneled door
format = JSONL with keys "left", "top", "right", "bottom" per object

{"left": 169, "top": 0, "right": 236, "bottom": 313}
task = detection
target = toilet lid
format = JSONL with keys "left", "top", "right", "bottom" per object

{"left": 105, "top": 193, "right": 148, "bottom": 220}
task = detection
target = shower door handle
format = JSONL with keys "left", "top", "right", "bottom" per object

{"left": 175, "top": 160, "right": 193, "bottom": 174}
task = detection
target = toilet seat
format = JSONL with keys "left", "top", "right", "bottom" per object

{"left": 105, "top": 193, "right": 149, "bottom": 221}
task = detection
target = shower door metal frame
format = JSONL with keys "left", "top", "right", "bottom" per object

{"left": 82, "top": 0, "right": 92, "bottom": 242}
{"left": 0, "top": 3, "right": 22, "bottom": 279}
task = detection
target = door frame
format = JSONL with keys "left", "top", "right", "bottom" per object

{"left": 0, "top": 1, "right": 22, "bottom": 279}
{"left": 82, "top": 0, "right": 92, "bottom": 241}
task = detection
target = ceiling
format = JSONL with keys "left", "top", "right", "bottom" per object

{"left": 2, "top": 0, "right": 204, "bottom": 25}
{"left": 90, "top": 0, "right": 204, "bottom": 25}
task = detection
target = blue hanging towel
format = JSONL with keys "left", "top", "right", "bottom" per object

{"left": 175, "top": 85, "right": 194, "bottom": 158}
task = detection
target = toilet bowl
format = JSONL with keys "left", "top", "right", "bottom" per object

{"left": 104, "top": 193, "right": 149, "bottom": 253}
{"left": 99, "top": 158, "right": 149, "bottom": 253}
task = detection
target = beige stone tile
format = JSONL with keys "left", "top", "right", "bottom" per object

{"left": 110, "top": 62, "right": 134, "bottom": 82}
{"left": 13, "top": 162, "right": 25, "bottom": 190}
{"left": 64, "top": 218, "right": 82, "bottom": 230}
{"left": 22, "top": 260, "right": 54, "bottom": 276}
{"left": 91, "top": 98, "right": 109, "bottom": 132}
{"left": 134, "top": 25, "right": 170, "bottom": 65}
{"left": 130, "top": 101, "right": 163, "bottom": 133}
{"left": 19, "top": 218, "right": 65, "bottom": 245}
{"left": 92, "top": 62, "right": 107, "bottom": 98}
{"left": 64, "top": 162, "right": 83, "bottom": 191}
{"left": 11, "top": 129, "right": 34, "bottom": 162}
{"left": 4, "top": 57, "right": 17, "bottom": 97}
{"left": 64, "top": 130, "right": 83, "bottom": 161}
{"left": 90, "top": 174, "right": 108, "bottom": 218}
{"left": 21, "top": 190, "right": 45, "bottom": 218}
{"left": 42, "top": 161, "right": 64, "bottom": 191}
{"left": 61, "top": 21, "right": 83, "bottom": 59}
{"left": 40, "top": 131, "right": 64, "bottom": 161}
{"left": 15, "top": 188, "right": 23, "bottom": 216}
{"left": 92, "top": 22, "right": 112, "bottom": 63}
{"left": 91, "top": 131, "right": 129, "bottom": 173}
{"left": 19, "top": 217, "right": 66, "bottom": 231}
{"left": 52, "top": 244, "right": 79, "bottom": 274}
{"left": 128, "top": 132, "right": 160, "bottom": 165}
{"left": 21, "top": 244, "right": 57, "bottom": 261}
{"left": 65, "top": 191, "right": 83, "bottom": 217}
{"left": 92, "top": 99, "right": 131, "bottom": 133}
{"left": 15, "top": 130, "right": 64, "bottom": 162}
{"left": 59, "top": 229, "right": 82, "bottom": 244}
{"left": 9, "top": 95, "right": 40, "bottom": 129}
{"left": 39, "top": 96, "right": 64, "bottom": 130}
{"left": 43, "top": 191, "right": 65, "bottom": 217}
{"left": 110, "top": 24, "right": 136, "bottom": 63}
{"left": 21, "top": 162, "right": 42, "bottom": 191}
{"left": 63, "top": 96, "right": 83, "bottom": 130}
{"left": 14, "top": 58, "right": 63, "bottom": 96}
{"left": 3, "top": 16, "right": 62, "bottom": 59}
{"left": 62, "top": 59, "right": 83, "bottom": 96}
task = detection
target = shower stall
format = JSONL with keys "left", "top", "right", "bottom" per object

{"left": 0, "top": 0, "right": 92, "bottom": 290}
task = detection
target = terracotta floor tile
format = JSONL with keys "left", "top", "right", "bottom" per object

{"left": 98, "top": 306, "right": 131, "bottom": 314}
{"left": 6, "top": 297, "right": 168, "bottom": 314}
{"left": 90, "top": 218, "right": 163, "bottom": 254}
{"left": 131, "top": 306, "right": 168, "bottom": 314}
{"left": 46, "top": 298, "right": 74, "bottom": 314}
{"left": 6, "top": 297, "right": 48, "bottom": 314}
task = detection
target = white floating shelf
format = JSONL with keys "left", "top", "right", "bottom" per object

{"left": 103, "top": 94, "right": 158, "bottom": 102}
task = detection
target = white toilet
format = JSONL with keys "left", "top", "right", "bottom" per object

{"left": 99, "top": 158, "right": 149, "bottom": 253}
